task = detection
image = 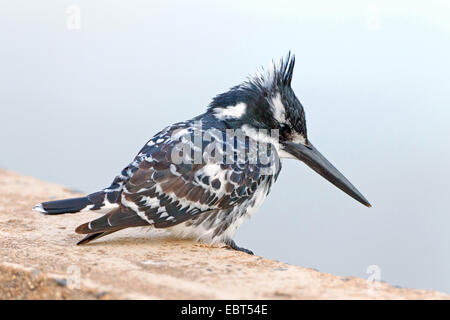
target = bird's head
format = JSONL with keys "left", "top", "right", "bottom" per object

{"left": 208, "top": 52, "right": 371, "bottom": 207}
{"left": 209, "top": 53, "right": 306, "bottom": 140}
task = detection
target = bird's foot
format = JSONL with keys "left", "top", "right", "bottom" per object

{"left": 225, "top": 239, "right": 254, "bottom": 255}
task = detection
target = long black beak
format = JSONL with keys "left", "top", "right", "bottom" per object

{"left": 282, "top": 141, "right": 371, "bottom": 207}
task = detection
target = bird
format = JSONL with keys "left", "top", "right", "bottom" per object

{"left": 33, "top": 53, "right": 371, "bottom": 254}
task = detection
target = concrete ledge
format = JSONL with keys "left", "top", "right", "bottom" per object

{"left": 0, "top": 169, "right": 448, "bottom": 299}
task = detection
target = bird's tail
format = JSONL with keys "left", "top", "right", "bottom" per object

{"left": 32, "top": 191, "right": 115, "bottom": 215}
{"left": 75, "top": 207, "right": 149, "bottom": 245}
{"left": 33, "top": 189, "right": 147, "bottom": 244}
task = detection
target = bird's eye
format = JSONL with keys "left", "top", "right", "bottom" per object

{"left": 279, "top": 125, "right": 291, "bottom": 139}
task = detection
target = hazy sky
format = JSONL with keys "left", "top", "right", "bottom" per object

{"left": 1, "top": 1, "right": 449, "bottom": 292}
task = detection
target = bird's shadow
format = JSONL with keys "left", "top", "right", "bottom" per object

{"left": 76, "top": 233, "right": 199, "bottom": 249}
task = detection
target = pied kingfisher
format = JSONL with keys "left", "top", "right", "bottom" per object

{"left": 33, "top": 53, "right": 370, "bottom": 254}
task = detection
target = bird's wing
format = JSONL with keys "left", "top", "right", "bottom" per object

{"left": 117, "top": 124, "right": 279, "bottom": 228}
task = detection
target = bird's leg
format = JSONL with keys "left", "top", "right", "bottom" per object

{"left": 225, "top": 239, "right": 254, "bottom": 255}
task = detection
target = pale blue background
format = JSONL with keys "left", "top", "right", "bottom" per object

{"left": 1, "top": 1, "right": 449, "bottom": 293}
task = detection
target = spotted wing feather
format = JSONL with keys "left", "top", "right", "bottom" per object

{"left": 119, "top": 123, "right": 277, "bottom": 229}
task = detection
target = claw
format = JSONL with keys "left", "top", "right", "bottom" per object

{"left": 225, "top": 239, "right": 254, "bottom": 255}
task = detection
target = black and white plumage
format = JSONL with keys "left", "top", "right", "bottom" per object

{"left": 33, "top": 53, "right": 370, "bottom": 254}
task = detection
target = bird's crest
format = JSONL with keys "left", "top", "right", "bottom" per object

{"left": 245, "top": 52, "right": 296, "bottom": 91}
